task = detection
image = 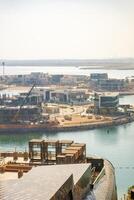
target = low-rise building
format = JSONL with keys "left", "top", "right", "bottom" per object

{"left": 49, "top": 89, "right": 89, "bottom": 104}
{"left": 90, "top": 73, "right": 108, "bottom": 80}
{"left": 0, "top": 105, "right": 41, "bottom": 123}
{"left": 60, "top": 75, "right": 78, "bottom": 86}
{"left": 89, "top": 73, "right": 108, "bottom": 90}
{"left": 50, "top": 90, "right": 69, "bottom": 103}
{"left": 51, "top": 74, "right": 63, "bottom": 84}
{"left": 18, "top": 92, "right": 43, "bottom": 105}
{"left": 94, "top": 92, "right": 119, "bottom": 114}
{"left": 68, "top": 89, "right": 89, "bottom": 104}
{"left": 97, "top": 79, "right": 126, "bottom": 91}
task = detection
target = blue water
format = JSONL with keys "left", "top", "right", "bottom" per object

{"left": 0, "top": 67, "right": 134, "bottom": 198}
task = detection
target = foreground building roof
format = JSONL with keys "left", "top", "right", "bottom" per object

{"left": 0, "top": 163, "right": 91, "bottom": 200}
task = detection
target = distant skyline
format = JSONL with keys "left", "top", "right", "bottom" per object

{"left": 1, "top": 0, "right": 134, "bottom": 59}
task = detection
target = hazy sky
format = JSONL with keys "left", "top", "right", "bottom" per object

{"left": 0, "top": 0, "right": 134, "bottom": 59}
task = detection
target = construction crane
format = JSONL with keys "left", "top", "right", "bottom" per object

{"left": 13, "top": 83, "right": 36, "bottom": 123}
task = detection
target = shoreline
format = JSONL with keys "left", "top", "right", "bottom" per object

{"left": 53, "top": 116, "right": 133, "bottom": 132}
{"left": 0, "top": 116, "right": 133, "bottom": 134}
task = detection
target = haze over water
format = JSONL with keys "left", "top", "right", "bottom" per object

{"left": 1, "top": 66, "right": 134, "bottom": 79}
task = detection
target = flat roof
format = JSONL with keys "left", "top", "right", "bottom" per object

{"left": 57, "top": 155, "right": 66, "bottom": 158}
{"left": 102, "top": 92, "right": 119, "bottom": 96}
{"left": 71, "top": 143, "right": 86, "bottom": 147}
{"left": 66, "top": 154, "right": 74, "bottom": 157}
{"left": 45, "top": 139, "right": 59, "bottom": 143}
{"left": 0, "top": 105, "right": 38, "bottom": 110}
{"left": 59, "top": 140, "right": 73, "bottom": 144}
{"left": 0, "top": 164, "right": 91, "bottom": 200}
{"left": 66, "top": 146, "right": 82, "bottom": 150}
{"left": 63, "top": 149, "right": 78, "bottom": 154}
{"left": 29, "top": 139, "right": 43, "bottom": 143}
{"left": 95, "top": 92, "right": 119, "bottom": 97}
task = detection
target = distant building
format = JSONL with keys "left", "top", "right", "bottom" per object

{"left": 94, "top": 92, "right": 119, "bottom": 114}
{"left": 90, "top": 73, "right": 108, "bottom": 80}
{"left": 50, "top": 90, "right": 69, "bottom": 103}
{"left": 68, "top": 89, "right": 89, "bottom": 104}
{"left": 89, "top": 73, "right": 108, "bottom": 90}
{"left": 97, "top": 79, "right": 126, "bottom": 91}
{"left": 89, "top": 73, "right": 127, "bottom": 91}
{"left": 0, "top": 105, "right": 41, "bottom": 123}
{"left": 28, "top": 72, "right": 50, "bottom": 85}
{"left": 126, "top": 76, "right": 134, "bottom": 88}
{"left": 6, "top": 73, "right": 51, "bottom": 86}
{"left": 49, "top": 89, "right": 89, "bottom": 104}
{"left": 60, "top": 75, "right": 78, "bottom": 85}
{"left": 51, "top": 75, "right": 63, "bottom": 84}
{"left": 18, "top": 92, "right": 43, "bottom": 105}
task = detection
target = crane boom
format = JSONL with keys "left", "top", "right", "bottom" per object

{"left": 13, "top": 83, "right": 36, "bottom": 122}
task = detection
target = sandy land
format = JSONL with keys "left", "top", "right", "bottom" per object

{"left": 0, "top": 172, "right": 18, "bottom": 181}
{"left": 7, "top": 85, "right": 31, "bottom": 91}
{"left": 57, "top": 114, "right": 112, "bottom": 127}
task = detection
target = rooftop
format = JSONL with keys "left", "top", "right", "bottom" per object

{"left": 95, "top": 92, "right": 119, "bottom": 97}
{"left": 0, "top": 105, "right": 39, "bottom": 110}
{"left": 0, "top": 164, "right": 91, "bottom": 200}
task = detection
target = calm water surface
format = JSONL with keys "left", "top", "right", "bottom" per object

{"left": 1, "top": 65, "right": 134, "bottom": 78}
{"left": 0, "top": 67, "right": 134, "bottom": 198}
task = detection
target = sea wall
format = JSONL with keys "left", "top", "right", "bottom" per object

{"left": 93, "top": 160, "right": 118, "bottom": 200}
{"left": 53, "top": 116, "right": 134, "bottom": 132}
{"left": 0, "top": 116, "right": 133, "bottom": 134}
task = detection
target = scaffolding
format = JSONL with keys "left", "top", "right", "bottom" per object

{"left": 29, "top": 139, "right": 44, "bottom": 162}
{"left": 45, "top": 140, "right": 59, "bottom": 164}
{"left": 29, "top": 139, "right": 86, "bottom": 165}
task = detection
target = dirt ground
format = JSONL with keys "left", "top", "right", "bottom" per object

{"left": 57, "top": 114, "right": 112, "bottom": 127}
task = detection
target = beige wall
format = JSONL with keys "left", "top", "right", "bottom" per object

{"left": 73, "top": 166, "right": 92, "bottom": 200}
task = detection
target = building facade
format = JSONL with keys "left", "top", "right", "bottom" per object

{"left": 97, "top": 79, "right": 126, "bottom": 91}
{"left": 94, "top": 92, "right": 119, "bottom": 114}
{"left": 90, "top": 73, "right": 108, "bottom": 80}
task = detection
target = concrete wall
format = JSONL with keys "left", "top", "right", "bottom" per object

{"left": 51, "top": 174, "right": 74, "bottom": 200}
{"left": 74, "top": 165, "right": 92, "bottom": 200}
{"left": 93, "top": 160, "right": 118, "bottom": 200}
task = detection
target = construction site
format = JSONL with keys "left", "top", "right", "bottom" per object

{"left": 29, "top": 139, "right": 86, "bottom": 165}
{"left": 0, "top": 139, "right": 87, "bottom": 171}
{"left": 0, "top": 82, "right": 134, "bottom": 134}
{"left": 0, "top": 139, "right": 105, "bottom": 182}
{"left": 0, "top": 139, "right": 117, "bottom": 200}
